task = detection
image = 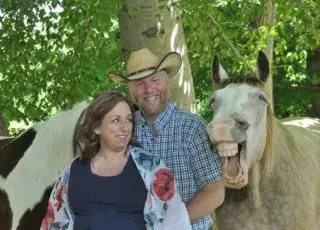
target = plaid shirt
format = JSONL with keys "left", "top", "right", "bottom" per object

{"left": 135, "top": 102, "right": 223, "bottom": 230}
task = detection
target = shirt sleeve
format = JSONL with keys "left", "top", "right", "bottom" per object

{"left": 40, "top": 167, "right": 73, "bottom": 230}
{"left": 189, "top": 118, "right": 223, "bottom": 188}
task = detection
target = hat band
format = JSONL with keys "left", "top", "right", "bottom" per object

{"left": 128, "top": 67, "right": 156, "bottom": 77}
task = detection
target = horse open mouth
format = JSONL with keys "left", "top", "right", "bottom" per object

{"left": 216, "top": 141, "right": 248, "bottom": 189}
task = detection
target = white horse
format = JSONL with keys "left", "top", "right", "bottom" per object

{"left": 0, "top": 102, "right": 88, "bottom": 230}
{"left": 207, "top": 51, "right": 320, "bottom": 230}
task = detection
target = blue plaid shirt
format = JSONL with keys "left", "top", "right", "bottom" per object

{"left": 135, "top": 102, "right": 223, "bottom": 230}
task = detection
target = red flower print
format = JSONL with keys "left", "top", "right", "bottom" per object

{"left": 54, "top": 183, "right": 64, "bottom": 211}
{"left": 153, "top": 168, "right": 176, "bottom": 201}
{"left": 41, "top": 202, "right": 55, "bottom": 229}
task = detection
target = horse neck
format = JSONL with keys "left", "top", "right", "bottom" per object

{"left": 247, "top": 117, "right": 302, "bottom": 208}
{"left": 271, "top": 118, "right": 309, "bottom": 174}
{"left": 0, "top": 129, "right": 36, "bottom": 178}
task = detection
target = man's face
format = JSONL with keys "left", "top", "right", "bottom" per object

{"left": 128, "top": 70, "right": 170, "bottom": 122}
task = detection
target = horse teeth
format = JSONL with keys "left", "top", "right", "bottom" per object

{"left": 231, "top": 148, "right": 238, "bottom": 154}
{"left": 218, "top": 149, "right": 236, "bottom": 157}
{"left": 219, "top": 150, "right": 226, "bottom": 157}
{"left": 216, "top": 142, "right": 238, "bottom": 157}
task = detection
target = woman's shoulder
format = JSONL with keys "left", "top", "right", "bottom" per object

{"left": 58, "top": 156, "right": 81, "bottom": 182}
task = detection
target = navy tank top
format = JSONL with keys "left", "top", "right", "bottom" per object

{"left": 68, "top": 155, "right": 147, "bottom": 230}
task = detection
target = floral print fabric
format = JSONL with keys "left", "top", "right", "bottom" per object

{"left": 40, "top": 146, "right": 191, "bottom": 230}
{"left": 153, "top": 168, "right": 175, "bottom": 201}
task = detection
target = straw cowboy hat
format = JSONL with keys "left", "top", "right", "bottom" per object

{"left": 109, "top": 48, "right": 182, "bottom": 83}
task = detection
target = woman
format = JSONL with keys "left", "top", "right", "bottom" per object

{"left": 40, "top": 91, "right": 191, "bottom": 230}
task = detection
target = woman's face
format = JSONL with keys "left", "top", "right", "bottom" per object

{"left": 95, "top": 101, "right": 133, "bottom": 152}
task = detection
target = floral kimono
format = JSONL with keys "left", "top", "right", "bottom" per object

{"left": 40, "top": 146, "right": 191, "bottom": 230}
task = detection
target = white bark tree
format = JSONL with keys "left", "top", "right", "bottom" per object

{"left": 118, "top": 0, "right": 196, "bottom": 112}
{"left": 256, "top": 0, "right": 276, "bottom": 110}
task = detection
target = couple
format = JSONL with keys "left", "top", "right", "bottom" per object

{"left": 41, "top": 48, "right": 224, "bottom": 230}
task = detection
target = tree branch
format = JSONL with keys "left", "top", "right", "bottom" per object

{"left": 207, "top": 13, "right": 244, "bottom": 60}
{"left": 76, "top": 0, "right": 100, "bottom": 54}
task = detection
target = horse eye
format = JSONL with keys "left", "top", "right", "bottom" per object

{"left": 259, "top": 94, "right": 268, "bottom": 103}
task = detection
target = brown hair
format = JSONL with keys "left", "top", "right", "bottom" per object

{"left": 73, "top": 91, "right": 138, "bottom": 161}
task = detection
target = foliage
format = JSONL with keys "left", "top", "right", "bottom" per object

{"left": 180, "top": 0, "right": 320, "bottom": 121}
{"left": 0, "top": 0, "right": 125, "bottom": 133}
{"left": 1, "top": 0, "right": 319, "bottom": 135}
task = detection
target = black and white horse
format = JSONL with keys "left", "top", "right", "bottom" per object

{"left": 0, "top": 102, "right": 88, "bottom": 230}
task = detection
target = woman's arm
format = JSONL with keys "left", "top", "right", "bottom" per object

{"left": 40, "top": 168, "right": 73, "bottom": 230}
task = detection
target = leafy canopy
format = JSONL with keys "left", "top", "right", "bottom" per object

{"left": 1, "top": 0, "right": 319, "bottom": 134}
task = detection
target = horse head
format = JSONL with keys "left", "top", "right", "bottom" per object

{"left": 207, "top": 51, "right": 273, "bottom": 189}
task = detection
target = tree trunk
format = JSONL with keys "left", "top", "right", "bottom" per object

{"left": 256, "top": 0, "right": 276, "bottom": 111}
{"left": 0, "top": 114, "right": 9, "bottom": 136}
{"left": 118, "top": 0, "right": 196, "bottom": 112}
{"left": 307, "top": 47, "right": 320, "bottom": 117}
{"left": 311, "top": 99, "right": 320, "bottom": 117}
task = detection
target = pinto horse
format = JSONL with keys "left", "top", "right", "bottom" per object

{"left": 0, "top": 102, "right": 88, "bottom": 229}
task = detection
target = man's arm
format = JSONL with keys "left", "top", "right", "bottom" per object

{"left": 186, "top": 181, "right": 225, "bottom": 223}
{"left": 187, "top": 117, "right": 225, "bottom": 223}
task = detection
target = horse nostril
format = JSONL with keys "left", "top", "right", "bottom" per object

{"left": 236, "top": 120, "right": 249, "bottom": 130}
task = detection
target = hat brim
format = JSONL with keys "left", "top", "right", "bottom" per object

{"left": 108, "top": 73, "right": 130, "bottom": 84}
{"left": 108, "top": 52, "right": 182, "bottom": 84}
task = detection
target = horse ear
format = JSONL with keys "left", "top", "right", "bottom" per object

{"left": 212, "top": 55, "right": 229, "bottom": 86}
{"left": 256, "top": 51, "right": 269, "bottom": 82}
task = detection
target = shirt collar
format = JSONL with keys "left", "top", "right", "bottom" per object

{"left": 136, "top": 102, "right": 176, "bottom": 133}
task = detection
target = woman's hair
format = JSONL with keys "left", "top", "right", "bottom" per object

{"left": 73, "top": 91, "right": 138, "bottom": 161}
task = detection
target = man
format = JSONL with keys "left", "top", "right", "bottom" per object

{"left": 109, "top": 48, "right": 224, "bottom": 230}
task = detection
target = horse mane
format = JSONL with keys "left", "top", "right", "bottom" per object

{"left": 219, "top": 75, "right": 265, "bottom": 88}
{"left": 260, "top": 103, "right": 274, "bottom": 182}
